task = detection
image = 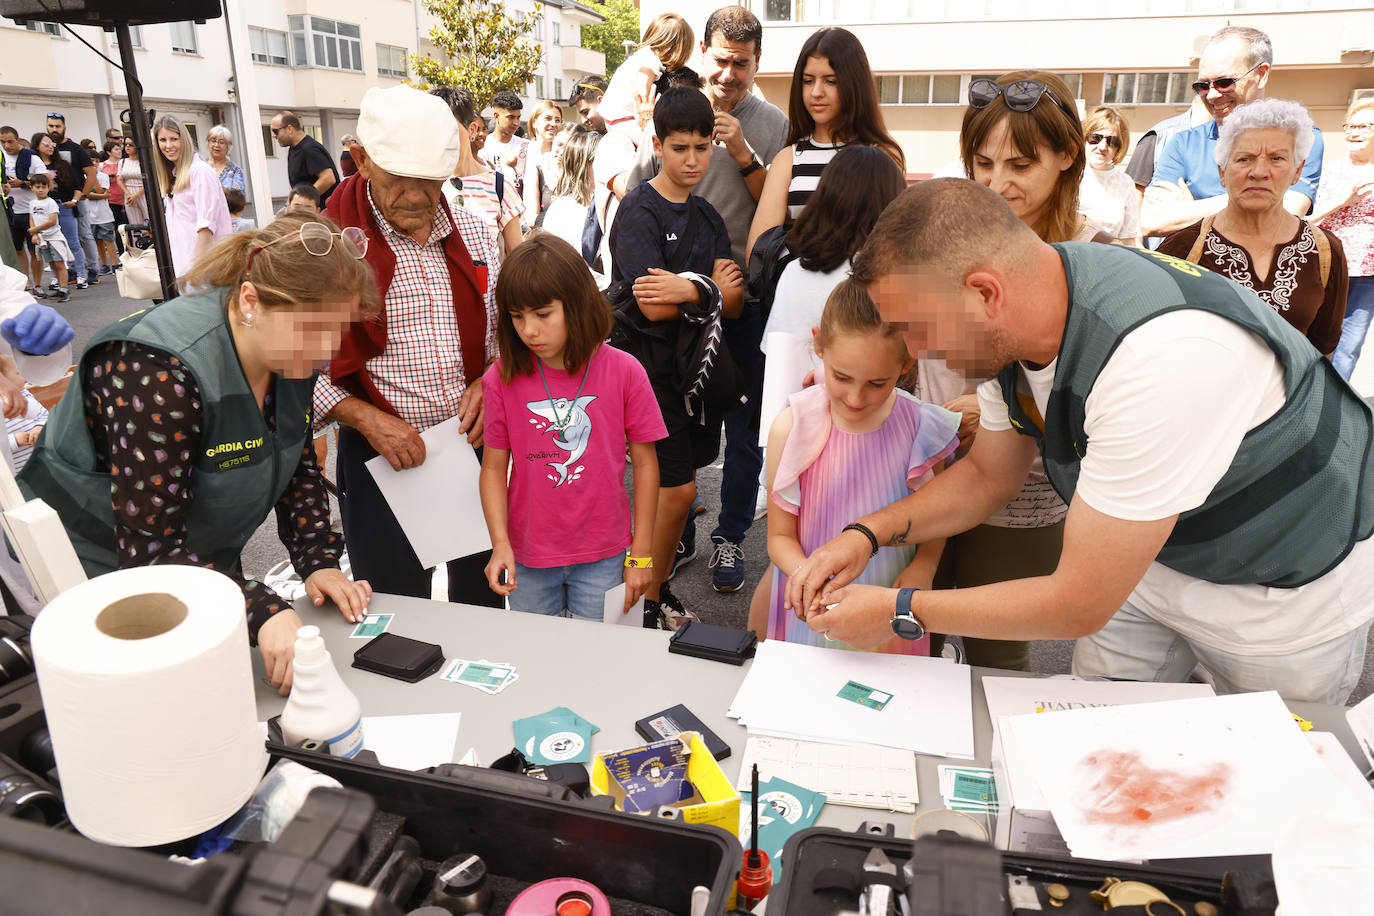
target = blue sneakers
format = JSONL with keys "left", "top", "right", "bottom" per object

{"left": 709, "top": 535, "right": 745, "bottom": 593}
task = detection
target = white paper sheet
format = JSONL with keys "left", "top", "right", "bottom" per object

{"left": 1272, "top": 812, "right": 1374, "bottom": 916}
{"left": 1346, "top": 689, "right": 1374, "bottom": 772}
{"left": 727, "top": 640, "right": 973, "bottom": 759}
{"left": 364, "top": 416, "right": 492, "bottom": 568}
{"left": 361, "top": 713, "right": 462, "bottom": 771}
{"left": 1305, "top": 731, "right": 1374, "bottom": 820}
{"left": 602, "top": 583, "right": 643, "bottom": 626}
{"left": 981, "top": 676, "right": 1214, "bottom": 740}
{"left": 1007, "top": 691, "right": 1365, "bottom": 861}
{"left": 757, "top": 332, "right": 816, "bottom": 447}
{"left": 736, "top": 735, "right": 918, "bottom": 812}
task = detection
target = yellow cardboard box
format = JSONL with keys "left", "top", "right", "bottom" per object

{"left": 590, "top": 732, "right": 740, "bottom": 836}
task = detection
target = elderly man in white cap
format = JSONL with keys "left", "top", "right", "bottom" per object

{"left": 315, "top": 85, "right": 504, "bottom": 606}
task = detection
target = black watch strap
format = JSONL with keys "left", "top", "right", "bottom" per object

{"left": 739, "top": 158, "right": 762, "bottom": 177}
{"left": 842, "top": 523, "right": 880, "bottom": 557}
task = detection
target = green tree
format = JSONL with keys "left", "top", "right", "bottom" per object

{"left": 579, "top": 0, "right": 640, "bottom": 78}
{"left": 410, "top": 0, "right": 543, "bottom": 109}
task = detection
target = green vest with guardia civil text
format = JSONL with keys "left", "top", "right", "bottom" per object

{"left": 19, "top": 288, "right": 314, "bottom": 577}
{"left": 997, "top": 243, "right": 1374, "bottom": 588}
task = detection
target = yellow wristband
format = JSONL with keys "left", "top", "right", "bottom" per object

{"left": 624, "top": 556, "right": 653, "bottom": 569}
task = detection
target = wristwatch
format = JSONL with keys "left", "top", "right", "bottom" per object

{"left": 739, "top": 156, "right": 762, "bottom": 177}
{"left": 891, "top": 588, "right": 926, "bottom": 641}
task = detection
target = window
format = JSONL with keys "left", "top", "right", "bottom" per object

{"left": 535, "top": 76, "right": 546, "bottom": 99}
{"left": 24, "top": 21, "right": 62, "bottom": 36}
{"left": 288, "top": 15, "right": 363, "bottom": 72}
{"left": 305, "top": 125, "right": 323, "bottom": 142}
{"left": 129, "top": 25, "right": 144, "bottom": 48}
{"left": 875, "top": 73, "right": 961, "bottom": 105}
{"left": 169, "top": 21, "right": 198, "bottom": 55}
{"left": 1103, "top": 72, "right": 1194, "bottom": 105}
{"left": 1057, "top": 73, "right": 1083, "bottom": 99}
{"left": 261, "top": 124, "right": 277, "bottom": 157}
{"left": 377, "top": 43, "right": 407, "bottom": 79}
{"left": 250, "top": 27, "right": 289, "bottom": 66}
{"left": 765, "top": 0, "right": 793, "bottom": 21}
{"left": 552, "top": 21, "right": 560, "bottom": 45}
{"left": 554, "top": 78, "right": 563, "bottom": 100}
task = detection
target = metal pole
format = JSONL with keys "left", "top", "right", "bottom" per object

{"left": 114, "top": 21, "right": 178, "bottom": 302}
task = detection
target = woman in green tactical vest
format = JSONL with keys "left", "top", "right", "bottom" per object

{"left": 20, "top": 214, "right": 380, "bottom": 695}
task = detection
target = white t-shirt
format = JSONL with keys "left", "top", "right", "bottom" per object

{"left": 977, "top": 309, "right": 1374, "bottom": 652}
{"left": 541, "top": 196, "right": 605, "bottom": 288}
{"left": 2, "top": 149, "right": 35, "bottom": 213}
{"left": 27, "top": 198, "right": 64, "bottom": 245}
{"left": 593, "top": 131, "right": 637, "bottom": 281}
{"left": 481, "top": 134, "right": 528, "bottom": 178}
{"left": 1078, "top": 165, "right": 1141, "bottom": 241}
{"left": 761, "top": 261, "right": 848, "bottom": 349}
{"left": 83, "top": 171, "right": 114, "bottom": 225}
{"left": 600, "top": 45, "right": 664, "bottom": 140}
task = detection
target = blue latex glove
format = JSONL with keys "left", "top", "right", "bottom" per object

{"left": 0, "top": 303, "right": 75, "bottom": 356}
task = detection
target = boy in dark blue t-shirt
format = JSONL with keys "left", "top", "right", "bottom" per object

{"left": 609, "top": 86, "right": 743, "bottom": 629}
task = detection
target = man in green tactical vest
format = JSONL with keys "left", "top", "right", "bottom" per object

{"left": 19, "top": 215, "right": 378, "bottom": 696}
{"left": 786, "top": 179, "right": 1373, "bottom": 704}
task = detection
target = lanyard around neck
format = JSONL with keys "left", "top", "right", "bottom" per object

{"left": 536, "top": 359, "right": 590, "bottom": 429}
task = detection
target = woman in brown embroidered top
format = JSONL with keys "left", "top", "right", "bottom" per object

{"left": 1159, "top": 98, "right": 1347, "bottom": 356}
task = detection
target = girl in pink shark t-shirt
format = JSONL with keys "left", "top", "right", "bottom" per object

{"left": 480, "top": 234, "right": 667, "bottom": 621}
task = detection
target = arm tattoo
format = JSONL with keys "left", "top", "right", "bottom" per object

{"left": 886, "top": 521, "right": 912, "bottom": 546}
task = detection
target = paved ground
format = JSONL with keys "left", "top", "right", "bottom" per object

{"left": 47, "top": 273, "right": 1374, "bottom": 705}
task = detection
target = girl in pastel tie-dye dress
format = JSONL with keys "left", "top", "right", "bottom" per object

{"left": 762, "top": 279, "right": 960, "bottom": 655}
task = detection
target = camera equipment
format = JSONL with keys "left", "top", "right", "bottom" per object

{"left": 0, "top": 753, "right": 62, "bottom": 826}
{"left": 0, "top": 616, "right": 34, "bottom": 687}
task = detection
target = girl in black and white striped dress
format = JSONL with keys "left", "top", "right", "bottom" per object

{"left": 746, "top": 28, "right": 905, "bottom": 264}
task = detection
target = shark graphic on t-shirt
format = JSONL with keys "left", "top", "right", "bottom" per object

{"left": 525, "top": 395, "right": 597, "bottom": 487}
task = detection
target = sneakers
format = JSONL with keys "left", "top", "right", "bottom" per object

{"left": 30, "top": 287, "right": 47, "bottom": 300}
{"left": 47, "top": 280, "right": 61, "bottom": 293}
{"left": 708, "top": 535, "right": 746, "bottom": 593}
{"left": 643, "top": 584, "right": 700, "bottom": 631}
{"left": 75, "top": 276, "right": 88, "bottom": 290}
{"left": 53, "top": 288, "right": 69, "bottom": 302}
{"left": 669, "top": 518, "right": 697, "bottom": 580}
{"left": 86, "top": 270, "right": 100, "bottom": 286}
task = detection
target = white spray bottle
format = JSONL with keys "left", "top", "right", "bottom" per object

{"left": 279, "top": 625, "right": 364, "bottom": 758}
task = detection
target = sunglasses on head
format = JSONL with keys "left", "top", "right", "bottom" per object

{"left": 1086, "top": 133, "right": 1121, "bottom": 149}
{"left": 968, "top": 78, "right": 1075, "bottom": 121}
{"left": 1191, "top": 62, "right": 1261, "bottom": 96}
{"left": 46, "top": 112, "right": 64, "bottom": 120}
{"left": 245, "top": 223, "right": 368, "bottom": 276}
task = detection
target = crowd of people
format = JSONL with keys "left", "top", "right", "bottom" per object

{"left": 4, "top": 7, "right": 1374, "bottom": 703}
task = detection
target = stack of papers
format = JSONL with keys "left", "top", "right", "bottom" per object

{"left": 441, "top": 658, "right": 519, "bottom": 694}
{"left": 1006, "top": 691, "right": 1373, "bottom": 861}
{"left": 728, "top": 640, "right": 974, "bottom": 759}
{"left": 938, "top": 765, "right": 997, "bottom": 815}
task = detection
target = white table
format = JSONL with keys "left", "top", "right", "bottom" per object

{"left": 255, "top": 593, "right": 1365, "bottom": 838}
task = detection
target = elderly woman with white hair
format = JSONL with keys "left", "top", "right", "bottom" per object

{"left": 1159, "top": 98, "right": 1348, "bottom": 355}
{"left": 205, "top": 125, "right": 246, "bottom": 193}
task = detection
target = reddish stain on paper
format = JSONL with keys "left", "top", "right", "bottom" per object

{"left": 1077, "top": 750, "right": 1230, "bottom": 826}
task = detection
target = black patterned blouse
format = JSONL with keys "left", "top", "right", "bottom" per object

{"left": 82, "top": 340, "right": 342, "bottom": 643}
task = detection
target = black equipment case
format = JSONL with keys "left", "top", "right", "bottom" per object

{"left": 0, "top": 672, "right": 740, "bottom": 915}
{"left": 769, "top": 822, "right": 1279, "bottom": 916}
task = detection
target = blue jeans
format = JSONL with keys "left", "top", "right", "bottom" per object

{"left": 76, "top": 202, "right": 98, "bottom": 272}
{"left": 1332, "top": 275, "right": 1374, "bottom": 380}
{"left": 713, "top": 301, "right": 765, "bottom": 544}
{"left": 510, "top": 553, "right": 623, "bottom": 620}
{"left": 56, "top": 203, "right": 85, "bottom": 277}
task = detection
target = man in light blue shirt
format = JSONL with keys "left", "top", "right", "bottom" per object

{"left": 1142, "top": 25, "right": 1322, "bottom": 239}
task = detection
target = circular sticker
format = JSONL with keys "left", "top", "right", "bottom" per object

{"left": 537, "top": 731, "right": 586, "bottom": 762}
{"left": 761, "top": 790, "right": 804, "bottom": 824}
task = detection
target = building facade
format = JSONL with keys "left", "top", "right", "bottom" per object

{"left": 641, "top": 0, "right": 1374, "bottom": 176}
{"left": 0, "top": 0, "right": 606, "bottom": 216}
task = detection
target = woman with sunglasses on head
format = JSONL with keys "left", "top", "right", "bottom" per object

{"left": 117, "top": 134, "right": 147, "bottom": 227}
{"left": 1313, "top": 99, "right": 1374, "bottom": 380}
{"left": 151, "top": 115, "right": 232, "bottom": 276}
{"left": 1078, "top": 106, "right": 1142, "bottom": 248}
{"left": 746, "top": 27, "right": 903, "bottom": 261}
{"left": 19, "top": 215, "right": 377, "bottom": 696}
{"left": 916, "top": 71, "right": 1107, "bottom": 672}
{"left": 963, "top": 71, "right": 1111, "bottom": 245}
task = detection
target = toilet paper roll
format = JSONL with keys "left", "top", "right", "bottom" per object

{"left": 31, "top": 565, "right": 267, "bottom": 846}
